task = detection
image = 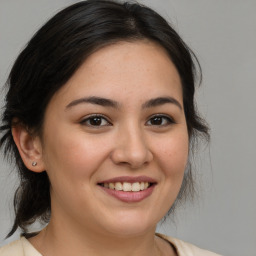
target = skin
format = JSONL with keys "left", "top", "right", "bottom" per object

{"left": 13, "top": 40, "right": 189, "bottom": 256}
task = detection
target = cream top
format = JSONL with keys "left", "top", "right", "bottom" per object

{"left": 0, "top": 234, "right": 222, "bottom": 256}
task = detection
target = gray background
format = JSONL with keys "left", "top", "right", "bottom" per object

{"left": 0, "top": 1, "right": 255, "bottom": 256}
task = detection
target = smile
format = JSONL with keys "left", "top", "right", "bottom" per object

{"left": 98, "top": 176, "right": 156, "bottom": 203}
{"left": 100, "top": 182, "right": 150, "bottom": 192}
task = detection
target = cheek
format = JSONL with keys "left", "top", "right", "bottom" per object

{"left": 156, "top": 132, "right": 189, "bottom": 179}
{"left": 150, "top": 131, "right": 189, "bottom": 216}
{"left": 41, "top": 130, "right": 111, "bottom": 209}
{"left": 42, "top": 129, "right": 111, "bottom": 181}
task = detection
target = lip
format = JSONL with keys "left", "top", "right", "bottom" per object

{"left": 97, "top": 176, "right": 157, "bottom": 203}
{"left": 99, "top": 184, "right": 156, "bottom": 203}
{"left": 98, "top": 175, "right": 157, "bottom": 184}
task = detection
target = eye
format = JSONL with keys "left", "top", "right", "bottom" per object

{"left": 80, "top": 115, "right": 111, "bottom": 127}
{"left": 146, "top": 115, "right": 175, "bottom": 126}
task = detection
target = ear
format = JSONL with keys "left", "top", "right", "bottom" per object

{"left": 12, "top": 123, "right": 45, "bottom": 173}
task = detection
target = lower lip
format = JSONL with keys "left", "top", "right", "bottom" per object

{"left": 99, "top": 184, "right": 155, "bottom": 203}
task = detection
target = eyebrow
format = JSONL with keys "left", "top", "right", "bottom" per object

{"left": 66, "top": 96, "right": 120, "bottom": 109}
{"left": 66, "top": 96, "right": 182, "bottom": 110}
{"left": 142, "top": 97, "right": 183, "bottom": 110}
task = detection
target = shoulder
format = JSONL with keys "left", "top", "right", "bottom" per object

{"left": 156, "top": 233, "right": 223, "bottom": 256}
{"left": 0, "top": 237, "right": 42, "bottom": 256}
{"left": 0, "top": 238, "right": 24, "bottom": 256}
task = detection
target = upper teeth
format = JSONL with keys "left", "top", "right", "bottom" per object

{"left": 103, "top": 182, "right": 150, "bottom": 191}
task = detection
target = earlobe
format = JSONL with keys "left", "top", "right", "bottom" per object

{"left": 12, "top": 123, "right": 45, "bottom": 173}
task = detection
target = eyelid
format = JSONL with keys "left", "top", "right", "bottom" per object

{"left": 146, "top": 114, "right": 176, "bottom": 126}
{"left": 79, "top": 113, "right": 175, "bottom": 127}
{"left": 80, "top": 114, "right": 112, "bottom": 126}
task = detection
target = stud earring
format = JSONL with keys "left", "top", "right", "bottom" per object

{"left": 32, "top": 161, "right": 37, "bottom": 166}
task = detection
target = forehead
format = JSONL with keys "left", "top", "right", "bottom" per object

{"left": 48, "top": 40, "right": 183, "bottom": 109}
{"left": 77, "top": 40, "right": 180, "bottom": 83}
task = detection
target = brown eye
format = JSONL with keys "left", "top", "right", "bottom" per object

{"left": 81, "top": 115, "right": 111, "bottom": 127}
{"left": 146, "top": 115, "right": 174, "bottom": 126}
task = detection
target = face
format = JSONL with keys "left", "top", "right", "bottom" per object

{"left": 39, "top": 41, "right": 189, "bottom": 237}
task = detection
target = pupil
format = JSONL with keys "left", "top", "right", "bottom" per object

{"left": 91, "top": 117, "right": 101, "bottom": 126}
{"left": 152, "top": 117, "right": 162, "bottom": 125}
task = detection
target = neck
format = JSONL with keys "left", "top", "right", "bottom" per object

{"left": 29, "top": 220, "right": 164, "bottom": 256}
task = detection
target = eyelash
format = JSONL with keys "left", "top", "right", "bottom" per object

{"left": 146, "top": 114, "right": 175, "bottom": 126}
{"left": 80, "top": 114, "right": 111, "bottom": 127}
{"left": 80, "top": 114, "right": 175, "bottom": 128}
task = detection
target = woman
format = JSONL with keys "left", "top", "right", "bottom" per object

{"left": 0, "top": 1, "right": 221, "bottom": 255}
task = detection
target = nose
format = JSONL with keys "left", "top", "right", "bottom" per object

{"left": 110, "top": 125, "right": 153, "bottom": 169}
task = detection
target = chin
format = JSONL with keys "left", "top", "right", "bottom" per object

{"left": 100, "top": 212, "right": 158, "bottom": 237}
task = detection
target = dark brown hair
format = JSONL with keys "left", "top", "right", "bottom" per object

{"left": 0, "top": 0, "right": 209, "bottom": 237}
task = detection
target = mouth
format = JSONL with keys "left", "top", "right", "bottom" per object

{"left": 98, "top": 181, "right": 152, "bottom": 192}
{"left": 97, "top": 176, "right": 157, "bottom": 203}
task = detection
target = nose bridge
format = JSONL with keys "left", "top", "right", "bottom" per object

{"left": 111, "top": 121, "right": 153, "bottom": 168}
{"left": 125, "top": 123, "right": 146, "bottom": 155}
